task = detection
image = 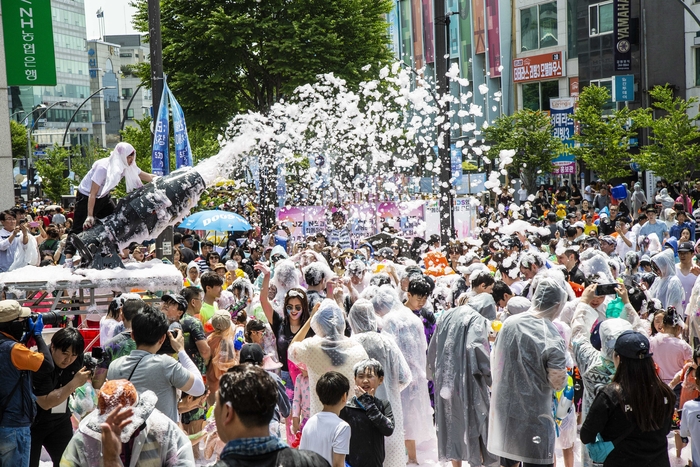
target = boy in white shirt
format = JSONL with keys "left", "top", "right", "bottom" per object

{"left": 300, "top": 371, "right": 351, "bottom": 467}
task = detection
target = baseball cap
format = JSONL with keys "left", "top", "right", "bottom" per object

{"left": 211, "top": 311, "right": 232, "bottom": 332}
{"left": 573, "top": 221, "right": 585, "bottom": 229}
{"left": 162, "top": 293, "right": 188, "bottom": 312}
{"left": 645, "top": 205, "right": 657, "bottom": 212}
{"left": 239, "top": 343, "right": 264, "bottom": 366}
{"left": 600, "top": 235, "right": 616, "bottom": 245}
{"left": 0, "top": 300, "right": 31, "bottom": 323}
{"left": 614, "top": 330, "right": 653, "bottom": 359}
{"left": 678, "top": 241, "right": 694, "bottom": 253}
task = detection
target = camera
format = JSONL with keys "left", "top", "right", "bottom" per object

{"left": 16, "top": 312, "right": 65, "bottom": 332}
{"left": 83, "top": 347, "right": 103, "bottom": 376}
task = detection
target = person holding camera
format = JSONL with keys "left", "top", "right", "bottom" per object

{"left": 30, "top": 327, "right": 90, "bottom": 467}
{"left": 0, "top": 210, "right": 30, "bottom": 273}
{"left": 0, "top": 300, "right": 54, "bottom": 466}
{"left": 106, "top": 305, "right": 205, "bottom": 423}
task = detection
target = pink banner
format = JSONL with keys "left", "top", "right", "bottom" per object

{"left": 303, "top": 206, "right": 327, "bottom": 236}
{"left": 376, "top": 201, "right": 425, "bottom": 238}
{"left": 486, "top": 0, "right": 501, "bottom": 77}
{"left": 422, "top": 0, "right": 435, "bottom": 63}
{"left": 276, "top": 206, "right": 305, "bottom": 242}
{"left": 349, "top": 203, "right": 377, "bottom": 242}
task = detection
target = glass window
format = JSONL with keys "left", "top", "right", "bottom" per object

{"left": 521, "top": 80, "right": 560, "bottom": 110}
{"left": 589, "top": 79, "right": 615, "bottom": 112}
{"left": 521, "top": 2, "right": 558, "bottom": 51}
{"left": 589, "top": 2, "right": 613, "bottom": 36}
{"left": 539, "top": 3, "right": 559, "bottom": 48}
{"left": 521, "top": 7, "right": 538, "bottom": 51}
{"left": 127, "top": 108, "right": 135, "bottom": 119}
{"left": 122, "top": 88, "right": 133, "bottom": 99}
{"left": 696, "top": 48, "right": 700, "bottom": 86}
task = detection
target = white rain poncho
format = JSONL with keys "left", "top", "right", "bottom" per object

{"left": 650, "top": 248, "right": 685, "bottom": 316}
{"left": 580, "top": 251, "right": 615, "bottom": 284}
{"left": 349, "top": 299, "right": 412, "bottom": 467}
{"left": 99, "top": 142, "right": 143, "bottom": 197}
{"left": 269, "top": 259, "right": 301, "bottom": 312}
{"left": 378, "top": 296, "right": 436, "bottom": 445}
{"left": 427, "top": 303, "right": 498, "bottom": 466}
{"left": 631, "top": 183, "right": 647, "bottom": 216}
{"left": 656, "top": 188, "right": 675, "bottom": 210}
{"left": 488, "top": 277, "right": 568, "bottom": 465}
{"left": 468, "top": 292, "right": 498, "bottom": 321}
{"left": 287, "top": 299, "right": 368, "bottom": 416}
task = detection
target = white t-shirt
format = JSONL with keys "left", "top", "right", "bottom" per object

{"left": 615, "top": 231, "right": 636, "bottom": 259}
{"left": 78, "top": 158, "right": 141, "bottom": 197}
{"left": 300, "top": 411, "right": 351, "bottom": 466}
{"left": 681, "top": 399, "right": 700, "bottom": 463}
{"left": 676, "top": 265, "right": 698, "bottom": 310}
{"left": 518, "top": 188, "right": 528, "bottom": 204}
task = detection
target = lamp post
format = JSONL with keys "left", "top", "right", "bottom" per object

{"left": 62, "top": 86, "right": 115, "bottom": 147}
{"left": 25, "top": 100, "right": 68, "bottom": 199}
{"left": 10, "top": 110, "right": 25, "bottom": 121}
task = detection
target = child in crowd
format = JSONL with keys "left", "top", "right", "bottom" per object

{"left": 292, "top": 362, "right": 311, "bottom": 446}
{"left": 300, "top": 371, "right": 351, "bottom": 467}
{"left": 340, "top": 359, "right": 395, "bottom": 467}
{"left": 671, "top": 347, "right": 700, "bottom": 459}
{"left": 680, "top": 366, "right": 700, "bottom": 467}
{"left": 205, "top": 311, "right": 237, "bottom": 404}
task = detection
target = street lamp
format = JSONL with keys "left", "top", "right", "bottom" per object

{"left": 62, "top": 86, "right": 115, "bottom": 147}
{"left": 120, "top": 83, "right": 144, "bottom": 132}
{"left": 10, "top": 110, "right": 25, "bottom": 121}
{"left": 25, "top": 100, "right": 68, "bottom": 199}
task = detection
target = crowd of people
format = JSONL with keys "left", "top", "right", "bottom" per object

{"left": 3, "top": 174, "right": 700, "bottom": 467}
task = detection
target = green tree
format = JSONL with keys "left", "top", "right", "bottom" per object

{"left": 10, "top": 120, "right": 28, "bottom": 160}
{"left": 633, "top": 85, "right": 700, "bottom": 187}
{"left": 571, "top": 85, "right": 640, "bottom": 182}
{"left": 35, "top": 146, "right": 70, "bottom": 203}
{"left": 483, "top": 109, "right": 566, "bottom": 193}
{"left": 131, "top": 0, "right": 394, "bottom": 130}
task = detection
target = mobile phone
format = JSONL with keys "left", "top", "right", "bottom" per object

{"left": 29, "top": 221, "right": 39, "bottom": 228}
{"left": 595, "top": 283, "right": 618, "bottom": 296}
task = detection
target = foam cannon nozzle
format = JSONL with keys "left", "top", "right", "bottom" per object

{"left": 69, "top": 168, "right": 207, "bottom": 269}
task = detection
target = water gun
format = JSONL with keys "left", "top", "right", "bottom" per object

{"left": 554, "top": 372, "right": 575, "bottom": 423}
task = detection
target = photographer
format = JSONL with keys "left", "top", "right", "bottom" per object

{"left": 0, "top": 210, "right": 30, "bottom": 273}
{"left": 0, "top": 300, "right": 53, "bottom": 466}
{"left": 30, "top": 328, "right": 90, "bottom": 467}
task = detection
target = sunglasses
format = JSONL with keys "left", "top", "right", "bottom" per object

{"left": 286, "top": 305, "right": 303, "bottom": 312}
{"left": 271, "top": 255, "right": 283, "bottom": 263}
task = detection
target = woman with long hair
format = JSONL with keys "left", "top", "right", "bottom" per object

{"left": 580, "top": 330, "right": 675, "bottom": 467}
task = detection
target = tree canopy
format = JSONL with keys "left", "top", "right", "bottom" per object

{"left": 571, "top": 85, "right": 639, "bottom": 182}
{"left": 131, "top": 0, "right": 394, "bottom": 130}
{"left": 632, "top": 85, "right": 700, "bottom": 186}
{"left": 483, "top": 109, "right": 565, "bottom": 193}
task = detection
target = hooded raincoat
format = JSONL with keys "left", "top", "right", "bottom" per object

{"left": 427, "top": 304, "right": 498, "bottom": 466}
{"left": 348, "top": 299, "right": 412, "bottom": 467}
{"left": 487, "top": 276, "right": 568, "bottom": 465}
{"left": 288, "top": 299, "right": 368, "bottom": 416}
{"left": 650, "top": 249, "right": 685, "bottom": 316}
{"left": 631, "top": 183, "right": 647, "bottom": 217}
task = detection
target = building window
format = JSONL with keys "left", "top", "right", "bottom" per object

{"left": 695, "top": 48, "right": 700, "bottom": 86}
{"left": 589, "top": 79, "right": 616, "bottom": 112}
{"left": 589, "top": 2, "right": 614, "bottom": 36}
{"left": 521, "top": 2, "right": 558, "bottom": 51}
{"left": 122, "top": 88, "right": 133, "bottom": 99}
{"left": 522, "top": 80, "right": 560, "bottom": 111}
{"left": 126, "top": 108, "right": 135, "bottom": 119}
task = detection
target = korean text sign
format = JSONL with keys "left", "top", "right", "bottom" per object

{"left": 2, "top": 0, "right": 56, "bottom": 85}
{"left": 512, "top": 52, "right": 565, "bottom": 83}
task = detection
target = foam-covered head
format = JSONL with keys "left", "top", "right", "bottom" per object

{"left": 310, "top": 299, "right": 346, "bottom": 338}
{"left": 529, "top": 276, "right": 567, "bottom": 320}
{"left": 367, "top": 284, "right": 399, "bottom": 317}
{"left": 348, "top": 299, "right": 378, "bottom": 333}
{"left": 98, "top": 379, "right": 138, "bottom": 415}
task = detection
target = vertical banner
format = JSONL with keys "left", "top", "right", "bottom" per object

{"left": 350, "top": 203, "right": 377, "bottom": 244}
{"left": 613, "top": 0, "right": 631, "bottom": 71}
{"left": 151, "top": 85, "right": 170, "bottom": 176}
{"left": 447, "top": 0, "right": 460, "bottom": 58}
{"left": 422, "top": 0, "right": 435, "bottom": 63}
{"left": 387, "top": 5, "right": 401, "bottom": 60}
{"left": 454, "top": 198, "right": 473, "bottom": 238}
{"left": 169, "top": 89, "right": 193, "bottom": 169}
{"left": 1, "top": 0, "right": 56, "bottom": 85}
{"left": 303, "top": 206, "right": 327, "bottom": 237}
{"left": 458, "top": 0, "right": 473, "bottom": 79}
{"left": 411, "top": 0, "right": 424, "bottom": 69}
{"left": 275, "top": 207, "right": 305, "bottom": 242}
{"left": 472, "top": 0, "right": 486, "bottom": 54}
{"left": 550, "top": 97, "right": 576, "bottom": 175}
{"left": 424, "top": 200, "right": 441, "bottom": 239}
{"left": 485, "top": 0, "right": 501, "bottom": 77}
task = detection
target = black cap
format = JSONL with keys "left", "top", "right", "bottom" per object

{"left": 645, "top": 205, "right": 657, "bottom": 212}
{"left": 239, "top": 343, "right": 264, "bottom": 365}
{"left": 162, "top": 293, "right": 188, "bottom": 312}
{"left": 678, "top": 241, "right": 694, "bottom": 252}
{"left": 614, "top": 330, "right": 653, "bottom": 359}
{"left": 546, "top": 212, "right": 558, "bottom": 221}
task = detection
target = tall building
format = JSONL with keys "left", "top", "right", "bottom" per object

{"left": 104, "top": 35, "right": 153, "bottom": 129}
{"left": 87, "top": 39, "right": 122, "bottom": 147}
{"left": 8, "top": 0, "right": 93, "bottom": 147}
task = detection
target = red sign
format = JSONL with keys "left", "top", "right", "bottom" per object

{"left": 513, "top": 52, "right": 565, "bottom": 83}
{"left": 569, "top": 77, "right": 579, "bottom": 97}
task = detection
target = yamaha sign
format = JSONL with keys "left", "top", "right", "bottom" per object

{"left": 614, "top": 0, "right": 631, "bottom": 71}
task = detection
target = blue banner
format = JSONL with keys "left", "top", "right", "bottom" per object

{"left": 169, "top": 89, "right": 193, "bottom": 169}
{"left": 152, "top": 84, "right": 169, "bottom": 176}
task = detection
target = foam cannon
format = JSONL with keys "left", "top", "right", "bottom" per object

{"left": 69, "top": 167, "right": 207, "bottom": 269}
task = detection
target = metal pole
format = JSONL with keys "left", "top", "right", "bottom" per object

{"left": 148, "top": 0, "right": 164, "bottom": 158}
{"left": 434, "top": 0, "right": 454, "bottom": 245}
{"left": 62, "top": 87, "right": 111, "bottom": 147}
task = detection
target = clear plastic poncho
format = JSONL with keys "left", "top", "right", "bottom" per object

{"left": 488, "top": 277, "right": 568, "bottom": 464}
{"left": 580, "top": 251, "right": 615, "bottom": 285}
{"left": 649, "top": 248, "right": 685, "bottom": 316}
{"left": 349, "top": 299, "right": 412, "bottom": 467}
{"left": 288, "top": 299, "right": 369, "bottom": 416}
{"left": 380, "top": 301, "right": 436, "bottom": 445}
